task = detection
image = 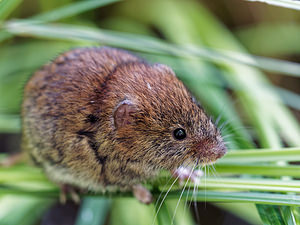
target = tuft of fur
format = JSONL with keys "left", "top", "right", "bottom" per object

{"left": 22, "top": 47, "right": 226, "bottom": 191}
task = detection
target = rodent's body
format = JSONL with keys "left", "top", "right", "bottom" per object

{"left": 22, "top": 47, "right": 226, "bottom": 193}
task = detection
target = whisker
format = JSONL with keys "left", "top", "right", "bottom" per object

{"left": 182, "top": 181, "right": 192, "bottom": 220}
{"left": 151, "top": 175, "right": 180, "bottom": 225}
{"left": 221, "top": 134, "right": 234, "bottom": 139}
{"left": 154, "top": 174, "right": 175, "bottom": 210}
{"left": 181, "top": 162, "right": 194, "bottom": 219}
{"left": 222, "top": 125, "right": 253, "bottom": 133}
{"left": 204, "top": 165, "right": 207, "bottom": 208}
{"left": 194, "top": 174, "right": 201, "bottom": 225}
{"left": 208, "top": 165, "right": 216, "bottom": 179}
{"left": 225, "top": 135, "right": 253, "bottom": 142}
{"left": 218, "top": 117, "right": 253, "bottom": 137}
{"left": 214, "top": 113, "right": 223, "bottom": 127}
{"left": 171, "top": 162, "right": 197, "bottom": 225}
{"left": 193, "top": 174, "right": 200, "bottom": 224}
{"left": 218, "top": 120, "right": 230, "bottom": 132}
{"left": 212, "top": 164, "right": 221, "bottom": 180}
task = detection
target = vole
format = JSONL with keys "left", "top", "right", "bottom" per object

{"left": 21, "top": 47, "right": 226, "bottom": 203}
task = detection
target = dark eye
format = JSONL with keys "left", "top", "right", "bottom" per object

{"left": 173, "top": 128, "right": 186, "bottom": 140}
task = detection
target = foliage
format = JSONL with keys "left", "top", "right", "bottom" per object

{"left": 0, "top": 0, "right": 300, "bottom": 224}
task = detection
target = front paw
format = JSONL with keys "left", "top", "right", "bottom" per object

{"left": 132, "top": 184, "right": 153, "bottom": 204}
{"left": 173, "top": 166, "right": 203, "bottom": 185}
{"left": 59, "top": 184, "right": 81, "bottom": 204}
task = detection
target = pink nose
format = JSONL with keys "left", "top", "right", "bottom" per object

{"left": 194, "top": 138, "right": 227, "bottom": 162}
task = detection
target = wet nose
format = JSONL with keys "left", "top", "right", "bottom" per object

{"left": 194, "top": 138, "right": 227, "bottom": 162}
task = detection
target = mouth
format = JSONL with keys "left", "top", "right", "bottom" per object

{"left": 197, "top": 158, "right": 217, "bottom": 166}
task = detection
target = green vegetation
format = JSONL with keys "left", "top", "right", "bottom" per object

{"left": 0, "top": 0, "right": 300, "bottom": 224}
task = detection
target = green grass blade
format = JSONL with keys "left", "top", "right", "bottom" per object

{"left": 4, "top": 163, "right": 300, "bottom": 206}
{"left": 0, "top": 0, "right": 119, "bottom": 44}
{"left": 110, "top": 199, "right": 156, "bottom": 225}
{"left": 155, "top": 201, "right": 172, "bottom": 225}
{"left": 75, "top": 197, "right": 111, "bottom": 225}
{"left": 276, "top": 87, "right": 300, "bottom": 111}
{"left": 3, "top": 21, "right": 300, "bottom": 78}
{"left": 0, "top": 0, "right": 22, "bottom": 20}
{"left": 0, "top": 114, "right": 20, "bottom": 133}
{"left": 247, "top": 0, "right": 300, "bottom": 10}
{"left": 257, "top": 205, "right": 285, "bottom": 225}
{"left": 0, "top": 196, "right": 53, "bottom": 225}
{"left": 215, "top": 164, "right": 300, "bottom": 177}
{"left": 2, "top": 185, "right": 300, "bottom": 206}
{"left": 194, "top": 178, "right": 300, "bottom": 193}
{"left": 32, "top": 0, "right": 120, "bottom": 22}
{"left": 280, "top": 206, "right": 297, "bottom": 225}
{"left": 0, "top": 31, "right": 12, "bottom": 43}
{"left": 236, "top": 23, "right": 300, "bottom": 56}
{"left": 220, "top": 147, "right": 300, "bottom": 163}
{"left": 291, "top": 207, "right": 300, "bottom": 224}
{"left": 215, "top": 203, "right": 263, "bottom": 225}
{"left": 166, "top": 191, "right": 300, "bottom": 206}
{"left": 165, "top": 200, "right": 194, "bottom": 225}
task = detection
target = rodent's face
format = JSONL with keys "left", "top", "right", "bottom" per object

{"left": 108, "top": 62, "right": 227, "bottom": 171}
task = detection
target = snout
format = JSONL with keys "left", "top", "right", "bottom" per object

{"left": 193, "top": 138, "right": 227, "bottom": 164}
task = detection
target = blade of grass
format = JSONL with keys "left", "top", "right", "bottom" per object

{"left": 257, "top": 205, "right": 286, "bottom": 225}
{"left": 155, "top": 201, "right": 172, "bottom": 225}
{"left": 0, "top": 114, "right": 20, "bottom": 132}
{"left": 0, "top": 0, "right": 22, "bottom": 20}
{"left": 280, "top": 206, "right": 297, "bottom": 225}
{"left": 220, "top": 147, "right": 300, "bottom": 163}
{"left": 197, "top": 178, "right": 300, "bottom": 189}
{"left": 215, "top": 164, "right": 300, "bottom": 177}
{"left": 247, "top": 0, "right": 300, "bottom": 10}
{"left": 215, "top": 203, "right": 262, "bottom": 225}
{"left": 193, "top": 179, "right": 300, "bottom": 193}
{"left": 276, "top": 87, "right": 300, "bottom": 111}
{"left": 165, "top": 200, "right": 194, "bottom": 225}
{"left": 291, "top": 206, "right": 300, "bottom": 224}
{"left": 32, "top": 0, "right": 120, "bottom": 22}
{"left": 0, "top": 0, "right": 119, "bottom": 44}
{"left": 165, "top": 191, "right": 300, "bottom": 206}
{"left": 110, "top": 199, "right": 156, "bottom": 225}
{"left": 235, "top": 23, "right": 300, "bottom": 56}
{"left": 0, "top": 196, "right": 54, "bottom": 225}
{"left": 2, "top": 185, "right": 300, "bottom": 206}
{"left": 75, "top": 197, "right": 111, "bottom": 225}
{"left": 0, "top": 164, "right": 50, "bottom": 182}
{"left": 6, "top": 171, "right": 300, "bottom": 195}
{"left": 0, "top": 0, "right": 22, "bottom": 43}
{"left": 3, "top": 21, "right": 300, "bottom": 78}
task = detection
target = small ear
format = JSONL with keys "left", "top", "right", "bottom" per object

{"left": 113, "top": 100, "right": 137, "bottom": 129}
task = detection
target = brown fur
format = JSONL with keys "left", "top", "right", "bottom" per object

{"left": 22, "top": 47, "right": 226, "bottom": 191}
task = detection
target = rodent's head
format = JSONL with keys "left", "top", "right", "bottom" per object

{"left": 102, "top": 61, "right": 226, "bottom": 171}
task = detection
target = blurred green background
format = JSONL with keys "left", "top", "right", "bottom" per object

{"left": 1, "top": 0, "right": 300, "bottom": 225}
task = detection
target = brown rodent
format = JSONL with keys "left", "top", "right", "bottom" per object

{"left": 22, "top": 47, "right": 226, "bottom": 202}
